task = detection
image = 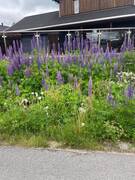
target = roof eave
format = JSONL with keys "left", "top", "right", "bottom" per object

{"left": 7, "top": 13, "right": 135, "bottom": 32}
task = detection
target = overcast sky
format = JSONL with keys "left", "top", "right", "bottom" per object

{"left": 0, "top": 0, "right": 58, "bottom": 26}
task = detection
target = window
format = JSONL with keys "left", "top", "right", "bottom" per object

{"left": 74, "top": 0, "right": 79, "bottom": 14}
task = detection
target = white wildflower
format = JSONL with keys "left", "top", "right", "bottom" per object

{"left": 81, "top": 123, "right": 85, "bottom": 127}
{"left": 38, "top": 97, "right": 42, "bottom": 100}
{"left": 79, "top": 107, "right": 86, "bottom": 113}
{"left": 41, "top": 92, "right": 44, "bottom": 95}
{"left": 45, "top": 106, "right": 49, "bottom": 110}
{"left": 22, "top": 99, "right": 29, "bottom": 103}
{"left": 35, "top": 92, "right": 38, "bottom": 97}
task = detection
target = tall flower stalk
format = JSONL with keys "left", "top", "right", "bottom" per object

{"left": 88, "top": 77, "right": 92, "bottom": 97}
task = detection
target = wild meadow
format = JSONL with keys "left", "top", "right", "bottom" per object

{"left": 0, "top": 36, "right": 134, "bottom": 149}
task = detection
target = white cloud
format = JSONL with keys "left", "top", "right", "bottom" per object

{"left": 0, "top": 0, "right": 58, "bottom": 26}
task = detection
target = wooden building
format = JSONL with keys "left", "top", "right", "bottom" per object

{"left": 59, "top": 0, "right": 134, "bottom": 16}
{"left": 6, "top": 0, "right": 135, "bottom": 51}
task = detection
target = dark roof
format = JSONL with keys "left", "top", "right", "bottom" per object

{"left": 0, "top": 25, "right": 9, "bottom": 31}
{"left": 9, "top": 6, "right": 135, "bottom": 31}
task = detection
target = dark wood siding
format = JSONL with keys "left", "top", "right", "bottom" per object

{"left": 60, "top": 0, "right": 134, "bottom": 17}
{"left": 80, "top": 0, "right": 99, "bottom": 12}
{"left": 60, "top": 0, "right": 74, "bottom": 16}
{"left": 115, "top": 0, "right": 134, "bottom": 7}
{"left": 99, "top": 0, "right": 114, "bottom": 9}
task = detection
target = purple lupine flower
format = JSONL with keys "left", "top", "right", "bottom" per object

{"left": 7, "top": 64, "right": 14, "bottom": 76}
{"left": 15, "top": 85, "right": 20, "bottom": 96}
{"left": 80, "top": 36, "right": 84, "bottom": 51}
{"left": 41, "top": 78, "right": 48, "bottom": 90}
{"left": 72, "top": 38, "right": 76, "bottom": 51}
{"left": 12, "top": 57, "right": 20, "bottom": 70}
{"left": 29, "top": 55, "right": 34, "bottom": 65}
{"left": 51, "top": 49, "right": 55, "bottom": 61}
{"left": 13, "top": 40, "right": 17, "bottom": 52}
{"left": 37, "top": 55, "right": 42, "bottom": 70}
{"left": 19, "top": 41, "right": 23, "bottom": 53}
{"left": 67, "top": 53, "right": 72, "bottom": 64}
{"left": 64, "top": 37, "right": 68, "bottom": 52}
{"left": 88, "top": 76, "right": 92, "bottom": 96}
{"left": 7, "top": 46, "right": 13, "bottom": 60}
{"left": 57, "top": 51, "right": 61, "bottom": 63}
{"left": 107, "top": 90, "right": 114, "bottom": 104}
{"left": 56, "top": 71, "right": 63, "bottom": 84}
{"left": 120, "top": 36, "right": 127, "bottom": 52}
{"left": 31, "top": 37, "right": 36, "bottom": 50}
{"left": 19, "top": 56, "right": 25, "bottom": 65}
{"left": 114, "top": 63, "right": 118, "bottom": 75}
{"left": 24, "top": 68, "right": 32, "bottom": 78}
{"left": 73, "top": 55, "right": 77, "bottom": 64}
{"left": 100, "top": 47, "right": 104, "bottom": 54}
{"left": 125, "top": 85, "right": 134, "bottom": 99}
{"left": 74, "top": 76, "right": 78, "bottom": 89}
{"left": 58, "top": 42, "right": 61, "bottom": 53}
{"left": 92, "top": 44, "right": 98, "bottom": 54}
{"left": 63, "top": 55, "right": 68, "bottom": 65}
{"left": 104, "top": 46, "right": 111, "bottom": 60}
{"left": 25, "top": 57, "right": 30, "bottom": 67}
{"left": 110, "top": 49, "right": 117, "bottom": 58}
{"left": 44, "top": 54, "right": 48, "bottom": 64}
{"left": 127, "top": 36, "right": 133, "bottom": 51}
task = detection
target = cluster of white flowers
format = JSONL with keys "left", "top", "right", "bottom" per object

{"left": 79, "top": 102, "right": 87, "bottom": 113}
{"left": 44, "top": 106, "right": 49, "bottom": 116}
{"left": 79, "top": 107, "right": 86, "bottom": 114}
{"left": 117, "top": 71, "right": 135, "bottom": 83}
{"left": 21, "top": 98, "right": 29, "bottom": 108}
{"left": 20, "top": 91, "right": 45, "bottom": 108}
{"left": 31, "top": 91, "right": 44, "bottom": 101}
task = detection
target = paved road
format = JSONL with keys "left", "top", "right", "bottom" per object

{"left": 0, "top": 146, "right": 135, "bottom": 180}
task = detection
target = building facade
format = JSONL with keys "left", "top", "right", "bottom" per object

{"left": 6, "top": 0, "right": 135, "bottom": 51}
{"left": 59, "top": 0, "right": 134, "bottom": 16}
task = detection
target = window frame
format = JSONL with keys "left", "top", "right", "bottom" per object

{"left": 74, "top": 0, "right": 79, "bottom": 14}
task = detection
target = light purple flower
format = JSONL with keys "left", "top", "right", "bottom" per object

{"left": 74, "top": 76, "right": 78, "bottom": 89}
{"left": 24, "top": 68, "right": 32, "bottom": 78}
{"left": 88, "top": 76, "right": 92, "bottom": 96}
{"left": 125, "top": 85, "right": 134, "bottom": 100}
{"left": 114, "top": 63, "right": 118, "bottom": 75}
{"left": 107, "top": 91, "right": 113, "bottom": 104}
{"left": 42, "top": 79, "right": 48, "bottom": 90}
{"left": 7, "top": 64, "right": 14, "bottom": 76}
{"left": 104, "top": 46, "right": 111, "bottom": 60}
{"left": 15, "top": 85, "right": 20, "bottom": 96}
{"left": 37, "top": 55, "right": 42, "bottom": 70}
{"left": 56, "top": 71, "right": 63, "bottom": 84}
{"left": 51, "top": 49, "right": 55, "bottom": 61}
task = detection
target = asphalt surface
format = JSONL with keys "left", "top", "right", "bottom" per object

{"left": 0, "top": 146, "right": 135, "bottom": 180}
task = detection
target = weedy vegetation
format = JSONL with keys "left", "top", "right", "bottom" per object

{"left": 0, "top": 36, "right": 134, "bottom": 150}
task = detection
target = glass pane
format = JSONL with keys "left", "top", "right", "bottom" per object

{"left": 74, "top": 0, "right": 79, "bottom": 14}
